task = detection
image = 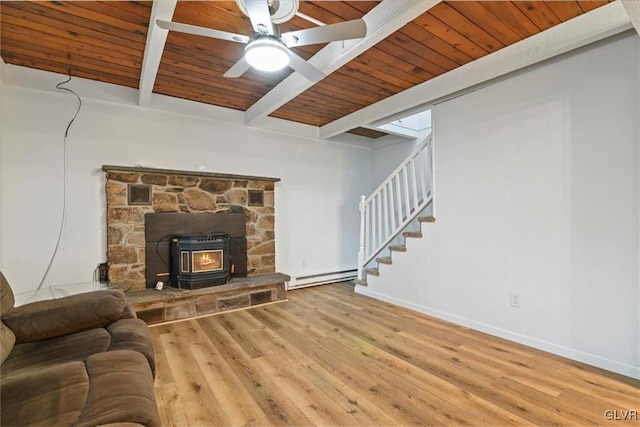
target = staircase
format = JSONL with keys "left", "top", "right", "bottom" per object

{"left": 356, "top": 215, "right": 435, "bottom": 285}
{"left": 356, "top": 134, "right": 435, "bottom": 286}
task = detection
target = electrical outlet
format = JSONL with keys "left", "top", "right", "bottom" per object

{"left": 509, "top": 292, "right": 521, "bottom": 308}
{"left": 301, "top": 259, "right": 307, "bottom": 269}
{"left": 98, "top": 263, "right": 109, "bottom": 283}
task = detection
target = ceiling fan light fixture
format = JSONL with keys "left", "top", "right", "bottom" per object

{"left": 245, "top": 38, "right": 290, "bottom": 72}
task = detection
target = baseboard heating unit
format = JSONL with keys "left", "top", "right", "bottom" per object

{"left": 288, "top": 269, "right": 357, "bottom": 289}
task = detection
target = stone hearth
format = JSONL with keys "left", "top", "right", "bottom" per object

{"left": 126, "top": 273, "right": 289, "bottom": 325}
{"left": 103, "top": 165, "right": 279, "bottom": 291}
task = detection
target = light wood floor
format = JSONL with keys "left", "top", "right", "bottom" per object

{"left": 150, "top": 282, "right": 640, "bottom": 426}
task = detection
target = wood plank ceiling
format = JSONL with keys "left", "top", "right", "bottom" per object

{"left": 0, "top": 1, "right": 613, "bottom": 139}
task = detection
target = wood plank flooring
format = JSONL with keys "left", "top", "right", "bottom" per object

{"left": 150, "top": 282, "right": 640, "bottom": 426}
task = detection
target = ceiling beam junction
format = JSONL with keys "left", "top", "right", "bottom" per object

{"left": 319, "top": 1, "right": 633, "bottom": 140}
{"left": 138, "top": 0, "right": 178, "bottom": 107}
{"left": 621, "top": 0, "right": 640, "bottom": 34}
{"left": 244, "top": 0, "right": 442, "bottom": 126}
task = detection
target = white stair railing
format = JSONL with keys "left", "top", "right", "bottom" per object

{"left": 358, "top": 133, "right": 434, "bottom": 280}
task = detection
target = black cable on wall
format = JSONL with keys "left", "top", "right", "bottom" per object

{"left": 29, "top": 76, "right": 82, "bottom": 300}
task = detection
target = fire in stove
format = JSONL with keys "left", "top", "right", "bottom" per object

{"left": 192, "top": 250, "right": 222, "bottom": 272}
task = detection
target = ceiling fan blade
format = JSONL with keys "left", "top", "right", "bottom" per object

{"left": 243, "top": 0, "right": 274, "bottom": 35}
{"left": 282, "top": 19, "right": 366, "bottom": 48}
{"left": 287, "top": 51, "right": 325, "bottom": 82}
{"left": 224, "top": 56, "right": 252, "bottom": 78}
{"left": 156, "top": 20, "right": 250, "bottom": 44}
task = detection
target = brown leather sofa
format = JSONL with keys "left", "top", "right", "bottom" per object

{"left": 0, "top": 272, "right": 160, "bottom": 426}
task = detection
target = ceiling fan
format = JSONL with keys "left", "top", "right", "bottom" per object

{"left": 156, "top": 0, "right": 367, "bottom": 82}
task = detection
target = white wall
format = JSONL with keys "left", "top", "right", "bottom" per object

{"left": 361, "top": 33, "right": 640, "bottom": 379}
{"left": 0, "top": 67, "right": 373, "bottom": 296}
{"left": 371, "top": 138, "right": 420, "bottom": 189}
{"left": 371, "top": 121, "right": 432, "bottom": 189}
{"left": 0, "top": 58, "right": 6, "bottom": 270}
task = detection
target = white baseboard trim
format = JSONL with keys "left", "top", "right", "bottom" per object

{"left": 355, "top": 287, "right": 640, "bottom": 380}
{"left": 288, "top": 270, "right": 357, "bottom": 289}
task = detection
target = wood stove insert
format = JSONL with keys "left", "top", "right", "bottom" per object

{"left": 170, "top": 232, "right": 230, "bottom": 289}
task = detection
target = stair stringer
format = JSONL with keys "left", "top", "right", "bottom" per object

{"left": 355, "top": 215, "right": 435, "bottom": 287}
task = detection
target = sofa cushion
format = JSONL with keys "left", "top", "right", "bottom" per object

{"left": 4, "top": 289, "right": 136, "bottom": 343}
{"left": 1, "top": 360, "right": 90, "bottom": 426}
{"left": 75, "top": 350, "right": 160, "bottom": 427}
{"left": 1, "top": 320, "right": 16, "bottom": 364}
{"left": 2, "top": 328, "right": 111, "bottom": 376}
{"left": 1, "top": 351, "right": 159, "bottom": 427}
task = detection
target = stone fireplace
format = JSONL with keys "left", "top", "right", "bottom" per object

{"left": 103, "top": 165, "right": 278, "bottom": 291}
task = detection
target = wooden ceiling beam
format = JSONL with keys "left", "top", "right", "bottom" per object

{"left": 244, "top": 0, "right": 442, "bottom": 126}
{"left": 138, "top": 0, "right": 177, "bottom": 107}
{"left": 621, "top": 0, "right": 640, "bottom": 34}
{"left": 320, "top": 1, "right": 633, "bottom": 140}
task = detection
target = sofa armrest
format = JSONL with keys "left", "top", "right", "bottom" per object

{"left": 107, "top": 318, "right": 156, "bottom": 378}
{"left": 3, "top": 289, "right": 136, "bottom": 343}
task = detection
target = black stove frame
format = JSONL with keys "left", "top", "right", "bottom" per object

{"left": 170, "top": 233, "right": 230, "bottom": 289}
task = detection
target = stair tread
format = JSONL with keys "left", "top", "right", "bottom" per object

{"left": 376, "top": 256, "right": 392, "bottom": 264}
{"left": 403, "top": 231, "right": 423, "bottom": 238}
{"left": 365, "top": 267, "right": 379, "bottom": 276}
{"left": 389, "top": 244, "right": 407, "bottom": 252}
{"left": 418, "top": 215, "right": 436, "bottom": 223}
{"left": 354, "top": 279, "right": 368, "bottom": 287}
